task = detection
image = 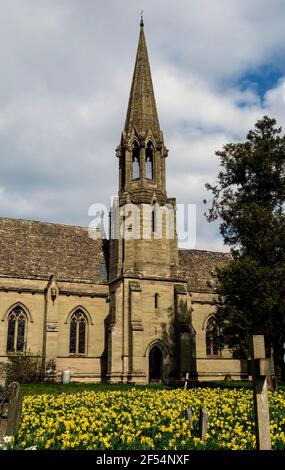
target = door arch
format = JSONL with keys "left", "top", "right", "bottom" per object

{"left": 149, "top": 345, "right": 163, "bottom": 382}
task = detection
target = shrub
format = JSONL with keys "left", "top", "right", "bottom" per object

{"left": 1, "top": 351, "right": 46, "bottom": 384}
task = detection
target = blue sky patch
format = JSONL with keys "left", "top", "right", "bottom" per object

{"left": 238, "top": 65, "right": 283, "bottom": 102}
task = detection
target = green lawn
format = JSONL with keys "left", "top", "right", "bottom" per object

{"left": 21, "top": 382, "right": 173, "bottom": 395}
{"left": 21, "top": 379, "right": 285, "bottom": 395}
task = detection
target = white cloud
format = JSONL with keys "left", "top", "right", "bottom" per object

{"left": 0, "top": 0, "right": 285, "bottom": 251}
{"left": 263, "top": 79, "right": 285, "bottom": 123}
{"left": 155, "top": 67, "right": 262, "bottom": 137}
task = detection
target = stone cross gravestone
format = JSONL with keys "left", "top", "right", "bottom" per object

{"left": 0, "top": 382, "right": 22, "bottom": 441}
{"left": 250, "top": 335, "right": 273, "bottom": 450}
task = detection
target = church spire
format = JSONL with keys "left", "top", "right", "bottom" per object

{"left": 116, "top": 19, "right": 168, "bottom": 201}
{"left": 124, "top": 19, "right": 161, "bottom": 140}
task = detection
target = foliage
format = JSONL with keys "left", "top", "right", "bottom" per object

{"left": 0, "top": 436, "right": 36, "bottom": 451}
{"left": 1, "top": 351, "right": 46, "bottom": 385}
{"left": 205, "top": 116, "right": 285, "bottom": 371}
{"left": 15, "top": 388, "right": 285, "bottom": 450}
{"left": 0, "top": 436, "right": 15, "bottom": 450}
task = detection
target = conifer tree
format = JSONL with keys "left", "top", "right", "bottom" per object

{"left": 205, "top": 116, "right": 285, "bottom": 377}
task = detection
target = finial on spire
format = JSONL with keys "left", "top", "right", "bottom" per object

{"left": 140, "top": 9, "right": 144, "bottom": 27}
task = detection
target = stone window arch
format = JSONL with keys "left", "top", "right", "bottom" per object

{"left": 69, "top": 309, "right": 88, "bottom": 355}
{"left": 6, "top": 305, "right": 28, "bottom": 353}
{"left": 205, "top": 315, "right": 220, "bottom": 356}
{"left": 132, "top": 140, "right": 140, "bottom": 180}
{"left": 145, "top": 141, "right": 154, "bottom": 180}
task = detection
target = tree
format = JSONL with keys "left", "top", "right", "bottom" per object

{"left": 205, "top": 116, "right": 285, "bottom": 377}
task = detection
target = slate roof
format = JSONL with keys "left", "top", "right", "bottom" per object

{"left": 178, "top": 249, "right": 231, "bottom": 293}
{"left": 0, "top": 217, "right": 230, "bottom": 291}
{"left": 0, "top": 217, "right": 108, "bottom": 283}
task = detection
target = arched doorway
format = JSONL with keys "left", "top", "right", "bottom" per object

{"left": 149, "top": 346, "right": 163, "bottom": 382}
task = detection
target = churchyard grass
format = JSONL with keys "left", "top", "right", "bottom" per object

{"left": 14, "top": 386, "right": 285, "bottom": 450}
{"left": 21, "top": 382, "right": 173, "bottom": 395}
{"left": 21, "top": 380, "right": 265, "bottom": 396}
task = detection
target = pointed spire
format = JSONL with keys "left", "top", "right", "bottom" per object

{"left": 124, "top": 20, "right": 161, "bottom": 139}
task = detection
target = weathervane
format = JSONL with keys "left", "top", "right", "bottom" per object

{"left": 140, "top": 9, "right": 144, "bottom": 27}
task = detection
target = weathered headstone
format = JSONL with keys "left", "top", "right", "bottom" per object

{"left": 186, "top": 407, "right": 192, "bottom": 428}
{"left": 0, "top": 363, "right": 7, "bottom": 390}
{"left": 266, "top": 374, "right": 276, "bottom": 391}
{"left": 61, "top": 369, "right": 71, "bottom": 384}
{"left": 184, "top": 372, "right": 190, "bottom": 390}
{"left": 250, "top": 335, "right": 272, "bottom": 450}
{"left": 0, "top": 382, "right": 22, "bottom": 441}
{"left": 198, "top": 406, "right": 208, "bottom": 441}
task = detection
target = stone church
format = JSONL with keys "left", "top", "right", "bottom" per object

{"left": 0, "top": 20, "right": 244, "bottom": 383}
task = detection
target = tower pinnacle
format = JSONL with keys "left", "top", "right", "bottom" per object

{"left": 140, "top": 10, "right": 144, "bottom": 27}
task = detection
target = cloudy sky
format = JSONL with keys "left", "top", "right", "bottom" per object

{"left": 0, "top": 0, "right": 285, "bottom": 251}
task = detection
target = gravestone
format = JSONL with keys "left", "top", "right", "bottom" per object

{"left": 0, "top": 363, "right": 7, "bottom": 390}
{"left": 0, "top": 382, "right": 22, "bottom": 441}
{"left": 186, "top": 407, "right": 192, "bottom": 428}
{"left": 184, "top": 372, "right": 190, "bottom": 390}
{"left": 250, "top": 335, "right": 273, "bottom": 450}
{"left": 198, "top": 406, "right": 208, "bottom": 441}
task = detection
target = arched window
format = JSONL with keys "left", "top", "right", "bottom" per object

{"left": 145, "top": 141, "right": 154, "bottom": 180}
{"left": 69, "top": 310, "right": 87, "bottom": 354}
{"left": 6, "top": 306, "right": 27, "bottom": 353}
{"left": 132, "top": 141, "right": 140, "bottom": 180}
{"left": 206, "top": 316, "right": 220, "bottom": 356}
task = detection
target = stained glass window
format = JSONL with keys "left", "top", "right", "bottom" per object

{"left": 69, "top": 318, "right": 77, "bottom": 354}
{"left": 69, "top": 310, "right": 87, "bottom": 354}
{"left": 206, "top": 316, "right": 220, "bottom": 356}
{"left": 6, "top": 306, "right": 26, "bottom": 353}
{"left": 78, "top": 319, "right": 86, "bottom": 354}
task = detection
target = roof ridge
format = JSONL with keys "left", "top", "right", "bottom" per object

{"left": 0, "top": 215, "right": 101, "bottom": 233}
{"left": 178, "top": 247, "right": 230, "bottom": 255}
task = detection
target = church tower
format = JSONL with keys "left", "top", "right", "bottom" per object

{"left": 109, "top": 17, "right": 178, "bottom": 280}
{"left": 107, "top": 18, "right": 191, "bottom": 384}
